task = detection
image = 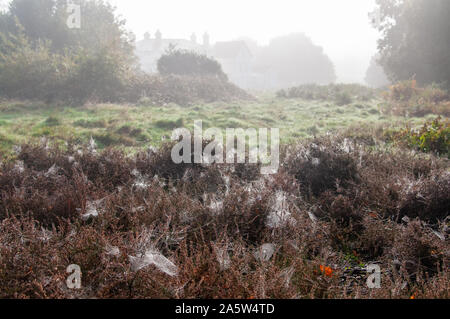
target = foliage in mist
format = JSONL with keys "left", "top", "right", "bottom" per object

{"left": 365, "top": 55, "right": 390, "bottom": 88}
{"left": 157, "top": 48, "right": 227, "bottom": 80}
{"left": 254, "top": 33, "right": 337, "bottom": 88}
{"left": 375, "top": 0, "right": 450, "bottom": 88}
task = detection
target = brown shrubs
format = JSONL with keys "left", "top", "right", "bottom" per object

{"left": 284, "top": 138, "right": 359, "bottom": 197}
{"left": 0, "top": 133, "right": 448, "bottom": 299}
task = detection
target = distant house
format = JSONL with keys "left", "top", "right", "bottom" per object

{"left": 135, "top": 31, "right": 210, "bottom": 74}
{"left": 135, "top": 31, "right": 255, "bottom": 88}
{"left": 212, "top": 41, "right": 253, "bottom": 88}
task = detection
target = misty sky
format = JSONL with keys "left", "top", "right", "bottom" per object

{"left": 109, "top": 0, "right": 380, "bottom": 83}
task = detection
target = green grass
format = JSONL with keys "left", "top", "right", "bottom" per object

{"left": 0, "top": 97, "right": 437, "bottom": 156}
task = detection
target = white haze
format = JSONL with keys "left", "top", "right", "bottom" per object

{"left": 109, "top": 0, "right": 380, "bottom": 83}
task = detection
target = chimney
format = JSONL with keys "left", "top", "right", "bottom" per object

{"left": 203, "top": 32, "right": 210, "bottom": 47}
{"left": 191, "top": 33, "right": 197, "bottom": 44}
{"left": 155, "top": 30, "right": 162, "bottom": 41}
{"left": 155, "top": 30, "right": 162, "bottom": 48}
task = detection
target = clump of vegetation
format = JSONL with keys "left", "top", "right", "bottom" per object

{"left": 154, "top": 118, "right": 184, "bottom": 130}
{"left": 335, "top": 91, "right": 353, "bottom": 106}
{"left": 381, "top": 80, "right": 450, "bottom": 117}
{"left": 128, "top": 74, "right": 252, "bottom": 106}
{"left": 386, "top": 117, "right": 449, "bottom": 158}
{"left": 157, "top": 48, "right": 227, "bottom": 80}
{"left": 276, "top": 83, "right": 375, "bottom": 104}
{"left": 284, "top": 139, "right": 359, "bottom": 197}
{"left": 44, "top": 116, "right": 61, "bottom": 127}
{"left": 406, "top": 117, "right": 449, "bottom": 157}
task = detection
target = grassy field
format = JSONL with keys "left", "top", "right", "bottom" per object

{"left": 0, "top": 95, "right": 435, "bottom": 156}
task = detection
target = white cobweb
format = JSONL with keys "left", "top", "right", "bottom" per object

{"left": 129, "top": 248, "right": 178, "bottom": 276}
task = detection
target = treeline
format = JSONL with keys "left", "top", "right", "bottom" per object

{"left": 239, "top": 33, "right": 337, "bottom": 88}
{"left": 0, "top": 0, "right": 247, "bottom": 105}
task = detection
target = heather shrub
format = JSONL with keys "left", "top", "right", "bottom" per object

{"left": 284, "top": 138, "right": 359, "bottom": 197}
{"left": 0, "top": 165, "right": 85, "bottom": 226}
{"left": 17, "top": 143, "right": 67, "bottom": 172}
{"left": 398, "top": 171, "right": 450, "bottom": 223}
{"left": 339, "top": 144, "right": 449, "bottom": 222}
{"left": 233, "top": 162, "right": 261, "bottom": 182}
{"left": 16, "top": 142, "right": 135, "bottom": 191}
{"left": 357, "top": 217, "right": 396, "bottom": 260}
{"left": 76, "top": 148, "right": 135, "bottom": 191}
{"left": 386, "top": 81, "right": 448, "bottom": 105}
{"left": 135, "top": 141, "right": 201, "bottom": 182}
{"left": 217, "top": 186, "right": 272, "bottom": 245}
{"left": 391, "top": 220, "right": 446, "bottom": 278}
{"left": 315, "top": 192, "right": 365, "bottom": 254}
{"left": 180, "top": 166, "right": 226, "bottom": 196}
{"left": 0, "top": 217, "right": 65, "bottom": 298}
{"left": 318, "top": 193, "right": 363, "bottom": 230}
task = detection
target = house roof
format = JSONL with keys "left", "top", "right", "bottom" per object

{"left": 213, "top": 41, "right": 252, "bottom": 59}
{"left": 136, "top": 37, "right": 209, "bottom": 54}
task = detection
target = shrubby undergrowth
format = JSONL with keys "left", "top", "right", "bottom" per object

{"left": 385, "top": 117, "right": 450, "bottom": 158}
{"left": 0, "top": 37, "right": 250, "bottom": 106}
{"left": 276, "top": 84, "right": 377, "bottom": 105}
{"left": 380, "top": 80, "right": 450, "bottom": 117}
{"left": 0, "top": 1, "right": 250, "bottom": 106}
{"left": 0, "top": 132, "right": 448, "bottom": 299}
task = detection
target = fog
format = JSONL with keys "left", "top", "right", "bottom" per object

{"left": 109, "top": 0, "right": 380, "bottom": 83}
